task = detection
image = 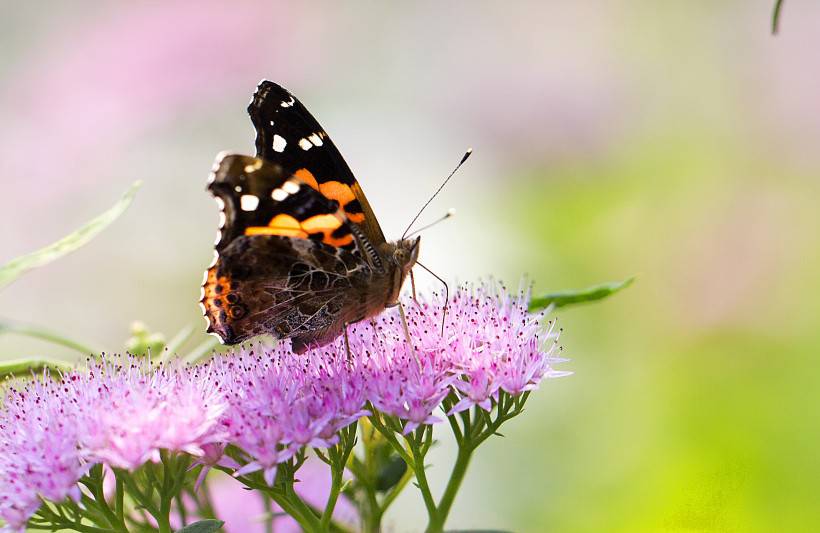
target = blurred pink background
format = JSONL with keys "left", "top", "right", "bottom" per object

{"left": 3, "top": 1, "right": 820, "bottom": 531}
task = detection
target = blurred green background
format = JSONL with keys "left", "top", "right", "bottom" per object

{"left": 2, "top": 1, "right": 819, "bottom": 531}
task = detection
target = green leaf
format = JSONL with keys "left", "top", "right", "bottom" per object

{"left": 183, "top": 336, "right": 221, "bottom": 364}
{"left": 174, "top": 519, "right": 224, "bottom": 533}
{"left": 375, "top": 454, "right": 408, "bottom": 492}
{"left": 159, "top": 323, "right": 196, "bottom": 362}
{"left": 0, "top": 320, "right": 98, "bottom": 355}
{"left": 529, "top": 277, "right": 634, "bottom": 312}
{"left": 0, "top": 357, "right": 73, "bottom": 378}
{"left": 772, "top": 0, "right": 785, "bottom": 34}
{"left": 0, "top": 181, "right": 141, "bottom": 290}
{"left": 125, "top": 321, "right": 166, "bottom": 357}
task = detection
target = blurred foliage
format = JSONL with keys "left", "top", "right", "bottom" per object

{"left": 530, "top": 278, "right": 633, "bottom": 311}
{"left": 0, "top": 356, "right": 72, "bottom": 379}
{"left": 474, "top": 130, "right": 820, "bottom": 532}
{"left": 772, "top": 0, "right": 785, "bottom": 34}
{"left": 0, "top": 181, "right": 140, "bottom": 290}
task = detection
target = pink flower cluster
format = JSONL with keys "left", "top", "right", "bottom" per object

{"left": 350, "top": 284, "right": 567, "bottom": 425}
{"left": 201, "top": 349, "right": 369, "bottom": 486}
{"left": 0, "top": 283, "right": 566, "bottom": 531}
{"left": 0, "top": 359, "right": 226, "bottom": 532}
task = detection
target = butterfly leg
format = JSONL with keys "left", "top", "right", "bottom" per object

{"left": 343, "top": 322, "right": 352, "bottom": 362}
{"left": 410, "top": 269, "right": 418, "bottom": 302}
{"left": 397, "top": 301, "right": 421, "bottom": 370}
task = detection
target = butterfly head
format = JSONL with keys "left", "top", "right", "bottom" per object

{"left": 395, "top": 236, "right": 421, "bottom": 273}
{"left": 382, "top": 236, "right": 420, "bottom": 306}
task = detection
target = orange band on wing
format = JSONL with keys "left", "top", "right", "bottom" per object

{"left": 301, "top": 214, "right": 342, "bottom": 232}
{"left": 319, "top": 181, "right": 356, "bottom": 206}
{"left": 244, "top": 213, "right": 351, "bottom": 248}
{"left": 324, "top": 234, "right": 354, "bottom": 247}
{"left": 245, "top": 226, "right": 308, "bottom": 237}
{"left": 293, "top": 168, "right": 319, "bottom": 190}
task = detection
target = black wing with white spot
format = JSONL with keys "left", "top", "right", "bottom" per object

{"left": 247, "top": 80, "right": 387, "bottom": 245}
{"left": 207, "top": 152, "right": 359, "bottom": 252}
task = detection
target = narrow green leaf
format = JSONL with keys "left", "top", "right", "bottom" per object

{"left": 0, "top": 181, "right": 141, "bottom": 290}
{"left": 183, "top": 336, "right": 221, "bottom": 364}
{"left": 174, "top": 520, "right": 224, "bottom": 533}
{"left": 772, "top": 0, "right": 785, "bottom": 34}
{"left": 529, "top": 277, "right": 634, "bottom": 312}
{"left": 159, "top": 324, "right": 196, "bottom": 362}
{"left": 0, "top": 320, "right": 98, "bottom": 355}
{"left": 0, "top": 357, "right": 73, "bottom": 378}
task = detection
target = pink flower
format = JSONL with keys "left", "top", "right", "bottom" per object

{"left": 208, "top": 347, "right": 366, "bottom": 486}
{"left": 67, "top": 357, "right": 228, "bottom": 469}
{"left": 189, "top": 443, "right": 240, "bottom": 492}
{"left": 372, "top": 282, "right": 568, "bottom": 416}
{"left": 0, "top": 376, "right": 85, "bottom": 531}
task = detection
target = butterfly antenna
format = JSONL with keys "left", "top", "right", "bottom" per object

{"left": 415, "top": 261, "right": 449, "bottom": 336}
{"left": 405, "top": 208, "right": 456, "bottom": 239}
{"left": 401, "top": 149, "right": 472, "bottom": 240}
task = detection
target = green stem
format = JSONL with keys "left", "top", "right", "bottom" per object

{"left": 278, "top": 488, "right": 322, "bottom": 532}
{"left": 406, "top": 434, "right": 438, "bottom": 527}
{"left": 321, "top": 463, "right": 343, "bottom": 530}
{"left": 115, "top": 477, "right": 125, "bottom": 526}
{"left": 429, "top": 445, "right": 473, "bottom": 532}
{"left": 367, "top": 414, "right": 414, "bottom": 467}
{"left": 263, "top": 496, "right": 274, "bottom": 533}
{"left": 230, "top": 468, "right": 322, "bottom": 533}
{"left": 85, "top": 478, "right": 127, "bottom": 531}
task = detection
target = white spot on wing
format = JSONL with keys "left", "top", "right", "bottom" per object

{"left": 280, "top": 96, "right": 295, "bottom": 108}
{"left": 298, "top": 138, "right": 313, "bottom": 151}
{"left": 282, "top": 180, "right": 300, "bottom": 194}
{"left": 308, "top": 133, "right": 323, "bottom": 146}
{"left": 244, "top": 160, "right": 263, "bottom": 173}
{"left": 217, "top": 211, "right": 226, "bottom": 229}
{"left": 215, "top": 197, "right": 226, "bottom": 210}
{"left": 207, "top": 250, "right": 219, "bottom": 268}
{"left": 240, "top": 194, "right": 259, "bottom": 211}
{"left": 272, "top": 135, "right": 287, "bottom": 152}
{"left": 234, "top": 185, "right": 242, "bottom": 193}
{"left": 272, "top": 188, "right": 288, "bottom": 201}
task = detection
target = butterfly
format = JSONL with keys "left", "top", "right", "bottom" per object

{"left": 200, "top": 81, "right": 421, "bottom": 354}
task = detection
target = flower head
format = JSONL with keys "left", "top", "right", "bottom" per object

{"left": 0, "top": 375, "right": 85, "bottom": 531}
{"left": 68, "top": 357, "right": 228, "bottom": 469}
{"left": 208, "top": 346, "right": 367, "bottom": 485}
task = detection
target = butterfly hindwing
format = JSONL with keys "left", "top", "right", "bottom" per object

{"left": 248, "top": 80, "right": 387, "bottom": 245}
{"left": 202, "top": 152, "right": 380, "bottom": 351}
{"left": 201, "top": 233, "right": 375, "bottom": 353}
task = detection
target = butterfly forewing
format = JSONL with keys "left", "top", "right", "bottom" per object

{"left": 248, "top": 80, "right": 387, "bottom": 245}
